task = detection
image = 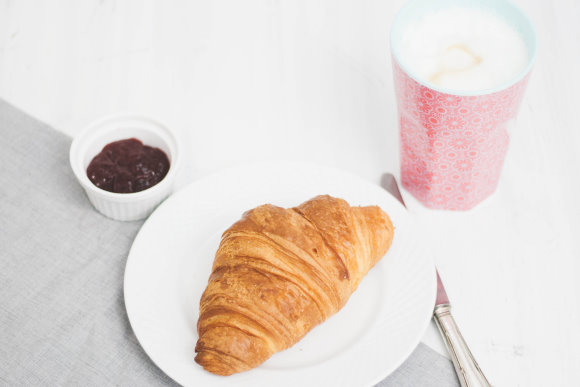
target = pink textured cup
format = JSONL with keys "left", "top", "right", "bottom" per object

{"left": 390, "top": 0, "right": 537, "bottom": 210}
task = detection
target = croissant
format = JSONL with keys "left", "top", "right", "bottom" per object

{"left": 195, "top": 195, "right": 394, "bottom": 375}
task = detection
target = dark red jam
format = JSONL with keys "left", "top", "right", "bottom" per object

{"left": 86, "top": 138, "right": 170, "bottom": 193}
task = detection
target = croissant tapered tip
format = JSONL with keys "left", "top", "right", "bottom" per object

{"left": 354, "top": 205, "right": 394, "bottom": 262}
{"left": 195, "top": 351, "right": 238, "bottom": 376}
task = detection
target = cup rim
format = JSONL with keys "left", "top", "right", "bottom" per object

{"left": 69, "top": 113, "right": 180, "bottom": 202}
{"left": 390, "top": 0, "right": 538, "bottom": 97}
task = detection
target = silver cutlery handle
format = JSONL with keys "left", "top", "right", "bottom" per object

{"left": 434, "top": 304, "right": 491, "bottom": 387}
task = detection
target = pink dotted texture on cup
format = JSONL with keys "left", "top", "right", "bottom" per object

{"left": 393, "top": 60, "right": 529, "bottom": 210}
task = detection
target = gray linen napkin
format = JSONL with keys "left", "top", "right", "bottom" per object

{"left": 0, "top": 99, "right": 458, "bottom": 387}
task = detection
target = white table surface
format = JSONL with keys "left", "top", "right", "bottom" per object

{"left": 1, "top": 1, "right": 579, "bottom": 386}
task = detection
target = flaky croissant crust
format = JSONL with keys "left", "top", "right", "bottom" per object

{"left": 195, "top": 195, "right": 394, "bottom": 375}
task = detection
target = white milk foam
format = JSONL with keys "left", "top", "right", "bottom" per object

{"left": 399, "top": 7, "right": 529, "bottom": 91}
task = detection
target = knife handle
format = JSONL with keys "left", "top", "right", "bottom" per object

{"left": 434, "top": 304, "right": 491, "bottom": 387}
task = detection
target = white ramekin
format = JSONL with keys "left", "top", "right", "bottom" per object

{"left": 70, "top": 114, "right": 180, "bottom": 221}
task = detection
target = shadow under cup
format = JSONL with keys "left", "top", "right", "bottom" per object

{"left": 390, "top": 0, "right": 537, "bottom": 210}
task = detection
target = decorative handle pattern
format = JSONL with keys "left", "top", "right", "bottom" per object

{"left": 434, "top": 304, "right": 491, "bottom": 387}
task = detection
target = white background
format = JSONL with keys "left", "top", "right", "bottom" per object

{"left": 1, "top": 0, "right": 579, "bottom": 386}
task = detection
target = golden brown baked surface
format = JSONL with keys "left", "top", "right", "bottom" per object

{"left": 194, "top": 195, "right": 394, "bottom": 375}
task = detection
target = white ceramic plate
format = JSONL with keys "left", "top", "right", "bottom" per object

{"left": 124, "top": 161, "right": 436, "bottom": 387}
